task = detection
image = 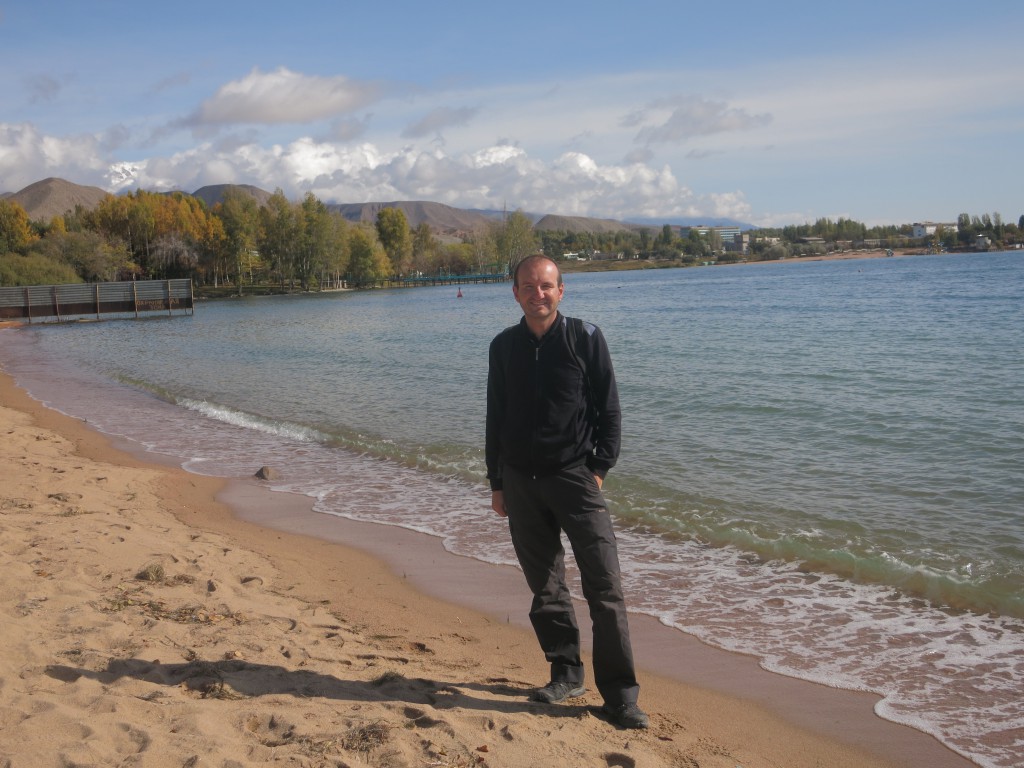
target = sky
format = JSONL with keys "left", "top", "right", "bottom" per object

{"left": 2, "top": 0, "right": 1022, "bottom": 228}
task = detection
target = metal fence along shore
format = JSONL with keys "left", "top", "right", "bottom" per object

{"left": 0, "top": 279, "right": 194, "bottom": 323}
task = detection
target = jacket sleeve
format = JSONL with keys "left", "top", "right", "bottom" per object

{"left": 485, "top": 335, "right": 505, "bottom": 491}
{"left": 585, "top": 325, "right": 622, "bottom": 477}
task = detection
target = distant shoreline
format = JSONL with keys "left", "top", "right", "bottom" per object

{"left": 2, "top": 249, "right": 1005, "bottom": 312}
{"left": 559, "top": 247, "right": 947, "bottom": 275}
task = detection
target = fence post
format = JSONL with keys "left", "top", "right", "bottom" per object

{"left": 95, "top": 283, "right": 101, "bottom": 320}
{"left": 132, "top": 281, "right": 139, "bottom": 319}
{"left": 52, "top": 285, "right": 61, "bottom": 322}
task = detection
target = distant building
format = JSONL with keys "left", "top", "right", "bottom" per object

{"left": 799, "top": 236, "right": 827, "bottom": 249}
{"left": 683, "top": 225, "right": 742, "bottom": 244}
{"left": 727, "top": 232, "right": 751, "bottom": 254}
{"left": 713, "top": 225, "right": 741, "bottom": 244}
{"left": 912, "top": 222, "right": 958, "bottom": 238}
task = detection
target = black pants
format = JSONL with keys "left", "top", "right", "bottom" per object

{"left": 502, "top": 463, "right": 639, "bottom": 707}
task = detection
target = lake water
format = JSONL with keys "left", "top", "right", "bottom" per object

{"left": 2, "top": 251, "right": 1022, "bottom": 767}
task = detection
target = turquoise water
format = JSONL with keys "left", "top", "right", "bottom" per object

{"left": 2, "top": 251, "right": 1022, "bottom": 766}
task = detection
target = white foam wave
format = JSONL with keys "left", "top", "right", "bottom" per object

{"left": 177, "top": 397, "right": 330, "bottom": 444}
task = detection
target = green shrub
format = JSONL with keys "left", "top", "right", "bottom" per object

{"left": 0, "top": 252, "right": 83, "bottom": 287}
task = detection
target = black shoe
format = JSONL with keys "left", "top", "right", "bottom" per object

{"left": 601, "top": 702, "right": 649, "bottom": 729}
{"left": 530, "top": 681, "right": 586, "bottom": 703}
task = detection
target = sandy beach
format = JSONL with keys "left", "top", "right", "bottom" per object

{"left": 0, "top": 366, "right": 977, "bottom": 768}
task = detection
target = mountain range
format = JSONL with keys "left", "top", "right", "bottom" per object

{"left": 3, "top": 177, "right": 755, "bottom": 235}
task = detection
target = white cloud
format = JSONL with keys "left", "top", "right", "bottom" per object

{"left": 0, "top": 122, "right": 107, "bottom": 191}
{"left": 83, "top": 132, "right": 736, "bottom": 220}
{"left": 470, "top": 144, "right": 527, "bottom": 168}
{"left": 192, "top": 67, "right": 381, "bottom": 125}
{"left": 0, "top": 111, "right": 756, "bottom": 221}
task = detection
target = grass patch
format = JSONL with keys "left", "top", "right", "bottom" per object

{"left": 341, "top": 721, "right": 391, "bottom": 752}
{"left": 136, "top": 563, "right": 165, "bottom": 582}
{"left": 371, "top": 670, "right": 406, "bottom": 686}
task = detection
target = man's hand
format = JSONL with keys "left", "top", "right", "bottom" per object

{"left": 491, "top": 490, "right": 507, "bottom": 517}
{"left": 594, "top": 474, "right": 603, "bottom": 490}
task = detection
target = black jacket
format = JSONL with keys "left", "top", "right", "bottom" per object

{"left": 486, "top": 313, "right": 621, "bottom": 491}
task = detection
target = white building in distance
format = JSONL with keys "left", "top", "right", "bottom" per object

{"left": 912, "top": 222, "right": 958, "bottom": 238}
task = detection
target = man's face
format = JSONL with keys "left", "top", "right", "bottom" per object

{"left": 513, "top": 259, "right": 564, "bottom": 325}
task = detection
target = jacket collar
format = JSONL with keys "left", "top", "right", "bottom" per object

{"left": 519, "top": 312, "right": 564, "bottom": 343}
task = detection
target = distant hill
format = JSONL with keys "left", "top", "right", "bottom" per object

{"left": 191, "top": 184, "right": 275, "bottom": 209}
{"left": 625, "top": 215, "right": 757, "bottom": 230}
{"left": 4, "top": 176, "right": 753, "bottom": 235}
{"left": 534, "top": 213, "right": 633, "bottom": 234}
{"left": 8, "top": 177, "right": 108, "bottom": 221}
{"left": 328, "top": 200, "right": 493, "bottom": 235}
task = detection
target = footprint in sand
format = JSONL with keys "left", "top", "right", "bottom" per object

{"left": 244, "top": 712, "right": 297, "bottom": 747}
{"left": 603, "top": 753, "right": 637, "bottom": 768}
{"left": 403, "top": 706, "right": 446, "bottom": 729}
{"left": 0, "top": 497, "right": 34, "bottom": 510}
{"left": 47, "top": 492, "right": 82, "bottom": 503}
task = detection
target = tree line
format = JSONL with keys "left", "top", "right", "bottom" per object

{"left": 754, "top": 212, "right": 1023, "bottom": 258}
{"left": 3, "top": 190, "right": 1021, "bottom": 290}
{"left": 0, "top": 189, "right": 539, "bottom": 292}
{"left": 531, "top": 210, "right": 1023, "bottom": 265}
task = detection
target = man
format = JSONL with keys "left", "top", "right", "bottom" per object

{"left": 485, "top": 254, "right": 648, "bottom": 729}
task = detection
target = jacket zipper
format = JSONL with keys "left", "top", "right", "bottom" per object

{"left": 531, "top": 341, "right": 541, "bottom": 478}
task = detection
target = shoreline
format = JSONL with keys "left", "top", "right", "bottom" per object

{"left": 0, "top": 368, "right": 977, "bottom": 767}
{"left": 560, "top": 247, "right": 948, "bottom": 275}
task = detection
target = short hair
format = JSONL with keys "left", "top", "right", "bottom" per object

{"left": 513, "top": 255, "right": 562, "bottom": 287}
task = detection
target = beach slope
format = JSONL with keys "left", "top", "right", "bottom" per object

{"left": 0, "top": 369, "right": 962, "bottom": 768}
